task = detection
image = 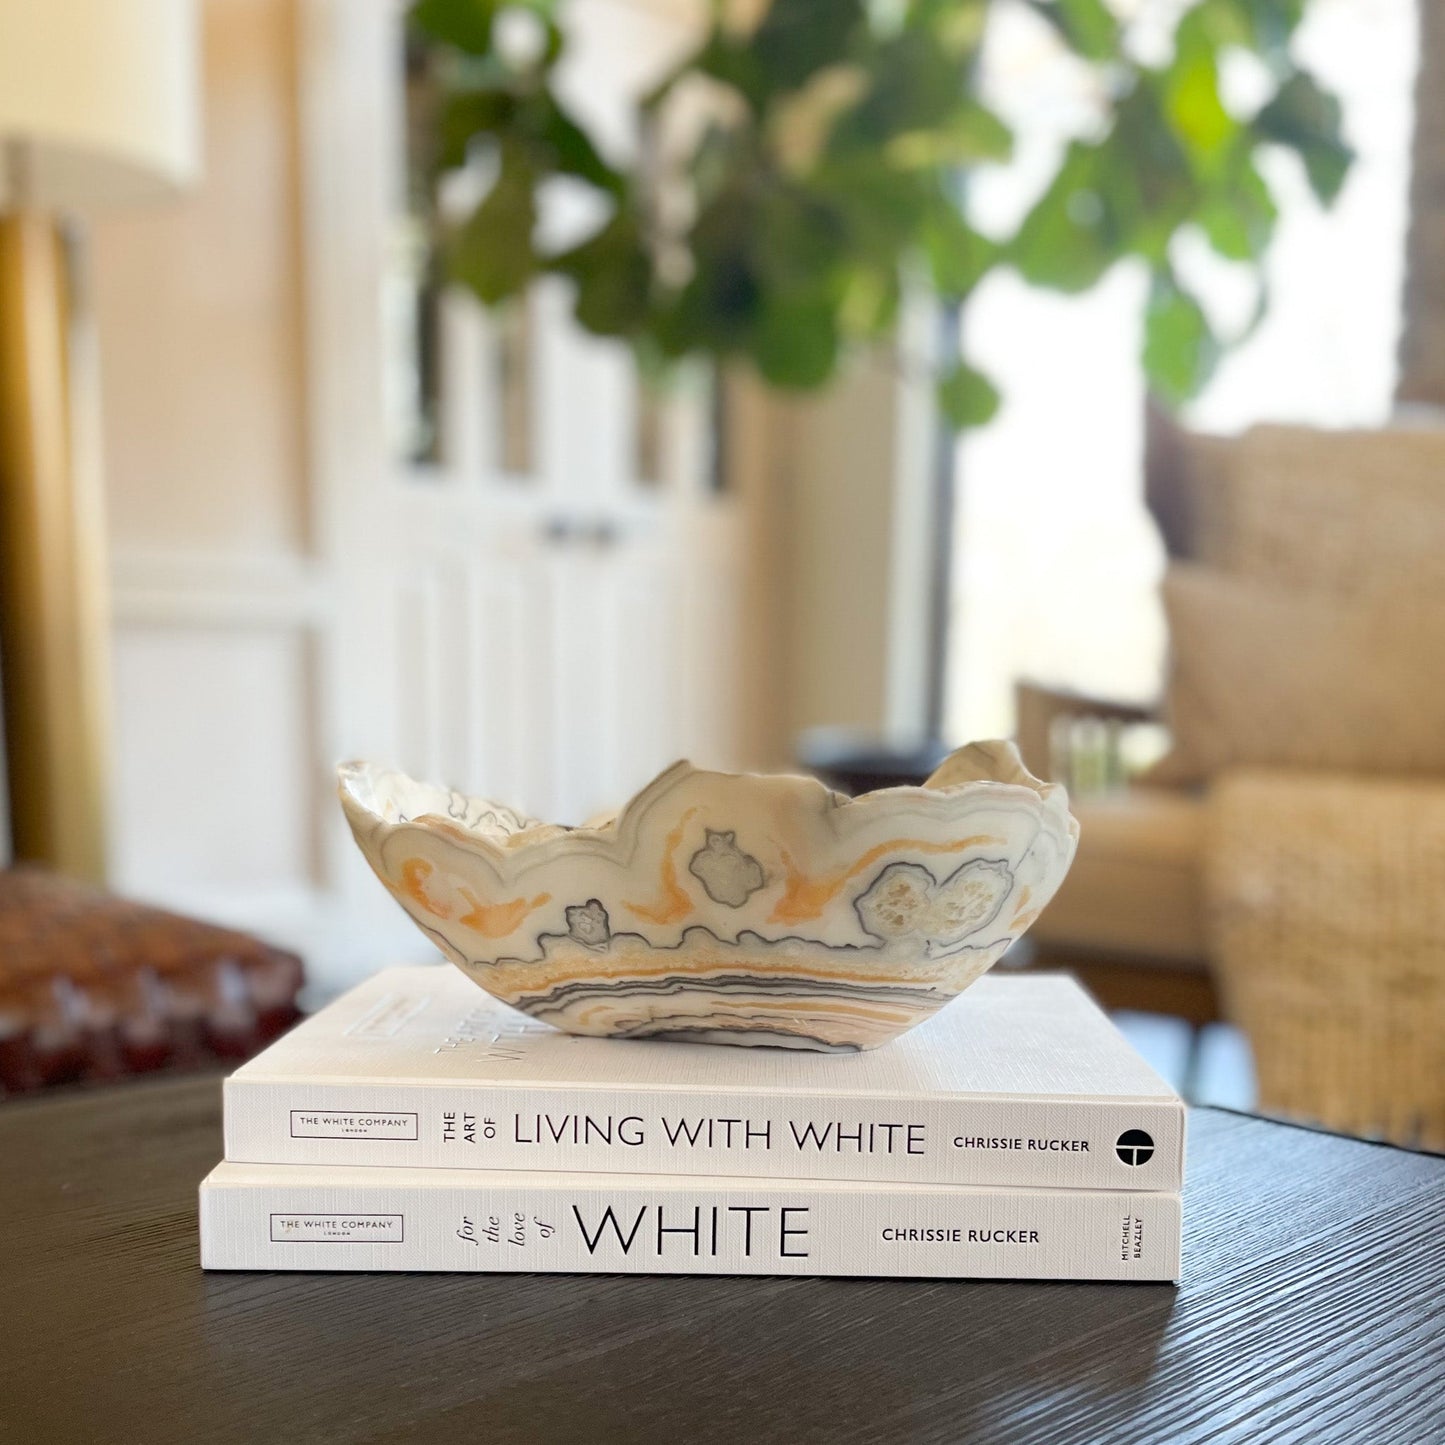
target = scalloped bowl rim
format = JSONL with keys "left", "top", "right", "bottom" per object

{"left": 336, "top": 742, "right": 1078, "bottom": 855}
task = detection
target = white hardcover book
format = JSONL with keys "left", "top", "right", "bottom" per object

{"left": 224, "top": 966, "right": 1185, "bottom": 1192}
{"left": 200, "top": 1160, "right": 1182, "bottom": 1282}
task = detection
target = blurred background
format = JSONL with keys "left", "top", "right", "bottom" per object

{"left": 2, "top": 0, "right": 1440, "bottom": 1148}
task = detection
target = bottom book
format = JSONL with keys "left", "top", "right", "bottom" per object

{"left": 200, "top": 1161, "right": 1182, "bottom": 1282}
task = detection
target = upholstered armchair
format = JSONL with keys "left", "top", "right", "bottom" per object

{"left": 1015, "top": 678, "right": 1215, "bottom": 1021}
{"left": 1014, "top": 404, "right": 1264, "bottom": 1024}
{"left": 1016, "top": 406, "right": 1445, "bottom": 1146}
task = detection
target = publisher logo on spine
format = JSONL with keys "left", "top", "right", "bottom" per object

{"left": 270, "top": 1213, "right": 404, "bottom": 1243}
{"left": 290, "top": 1110, "right": 419, "bottom": 1140}
{"left": 1115, "top": 1129, "right": 1155, "bottom": 1166}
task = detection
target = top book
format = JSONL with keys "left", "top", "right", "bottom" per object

{"left": 224, "top": 965, "right": 1184, "bottom": 1192}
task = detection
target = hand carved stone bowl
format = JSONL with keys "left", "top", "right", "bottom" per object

{"left": 337, "top": 741, "right": 1079, "bottom": 1051}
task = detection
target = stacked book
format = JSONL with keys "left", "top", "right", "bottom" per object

{"left": 200, "top": 966, "right": 1185, "bottom": 1282}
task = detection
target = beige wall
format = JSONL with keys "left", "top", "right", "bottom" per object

{"left": 89, "top": 0, "right": 323, "bottom": 907}
{"left": 81, "top": 0, "right": 932, "bottom": 937}
{"left": 92, "top": 0, "right": 307, "bottom": 556}
{"left": 732, "top": 342, "right": 936, "bottom": 764}
{"left": 789, "top": 367, "right": 897, "bottom": 735}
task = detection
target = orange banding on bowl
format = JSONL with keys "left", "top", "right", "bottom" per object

{"left": 623, "top": 809, "right": 699, "bottom": 926}
{"left": 768, "top": 834, "right": 1002, "bottom": 927}
{"left": 458, "top": 889, "right": 552, "bottom": 939}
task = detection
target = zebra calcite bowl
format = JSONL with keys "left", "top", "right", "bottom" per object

{"left": 337, "top": 741, "right": 1079, "bottom": 1052}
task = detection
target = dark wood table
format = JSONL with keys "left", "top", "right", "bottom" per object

{"left": 2, "top": 1079, "right": 1441, "bottom": 1444}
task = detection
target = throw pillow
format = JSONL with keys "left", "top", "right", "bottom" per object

{"left": 1148, "top": 564, "right": 1445, "bottom": 786}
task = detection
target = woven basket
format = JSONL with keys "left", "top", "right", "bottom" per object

{"left": 1205, "top": 771, "right": 1445, "bottom": 1152}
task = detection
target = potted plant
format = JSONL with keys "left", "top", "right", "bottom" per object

{"left": 409, "top": 0, "right": 1350, "bottom": 423}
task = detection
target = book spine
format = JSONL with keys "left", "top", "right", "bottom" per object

{"left": 200, "top": 1169, "right": 1182, "bottom": 1281}
{"left": 224, "top": 1080, "right": 1185, "bottom": 1191}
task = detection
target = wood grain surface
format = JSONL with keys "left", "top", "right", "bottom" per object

{"left": 1, "top": 1078, "right": 1441, "bottom": 1444}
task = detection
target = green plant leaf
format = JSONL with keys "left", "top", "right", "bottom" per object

{"left": 438, "top": 88, "right": 516, "bottom": 168}
{"left": 751, "top": 182, "right": 849, "bottom": 287}
{"left": 886, "top": 104, "right": 1013, "bottom": 169}
{"left": 750, "top": 290, "right": 840, "bottom": 388}
{"left": 1197, "top": 0, "right": 1306, "bottom": 62}
{"left": 410, "top": 0, "right": 496, "bottom": 55}
{"left": 1197, "top": 150, "right": 1277, "bottom": 260}
{"left": 751, "top": 0, "right": 866, "bottom": 97}
{"left": 412, "top": 0, "right": 1351, "bottom": 429}
{"left": 662, "top": 245, "right": 759, "bottom": 358}
{"left": 1118, "top": 80, "right": 1205, "bottom": 259}
{"left": 1025, "top": 0, "right": 1120, "bottom": 61}
{"left": 1255, "top": 73, "right": 1353, "bottom": 204}
{"left": 838, "top": 266, "right": 902, "bottom": 337}
{"left": 550, "top": 208, "right": 650, "bottom": 336}
{"left": 937, "top": 359, "right": 1000, "bottom": 428}
{"left": 538, "top": 97, "right": 624, "bottom": 194}
{"left": 1008, "top": 141, "right": 1116, "bottom": 292}
{"left": 1144, "top": 270, "right": 1221, "bottom": 404}
{"left": 948, "top": 103, "right": 1013, "bottom": 162}
{"left": 832, "top": 28, "right": 973, "bottom": 152}
{"left": 811, "top": 155, "right": 931, "bottom": 268}
{"left": 690, "top": 34, "right": 768, "bottom": 112}
{"left": 913, "top": 0, "right": 992, "bottom": 59}
{"left": 446, "top": 142, "right": 538, "bottom": 302}
{"left": 1177, "top": 0, "right": 1252, "bottom": 50}
{"left": 1165, "top": 15, "right": 1235, "bottom": 169}
{"left": 923, "top": 200, "right": 997, "bottom": 300}
{"left": 413, "top": 0, "right": 562, "bottom": 64}
{"left": 1249, "top": 0, "right": 1308, "bottom": 58}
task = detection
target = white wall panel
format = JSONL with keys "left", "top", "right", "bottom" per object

{"left": 87, "top": 0, "right": 759, "bottom": 997}
{"left": 110, "top": 626, "right": 317, "bottom": 896}
{"left": 92, "top": 0, "right": 309, "bottom": 556}
{"left": 465, "top": 558, "right": 555, "bottom": 819}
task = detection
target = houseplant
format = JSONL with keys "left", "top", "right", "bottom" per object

{"left": 408, "top": 0, "right": 1350, "bottom": 424}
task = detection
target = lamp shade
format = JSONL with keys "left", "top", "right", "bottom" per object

{"left": 0, "top": 0, "right": 200, "bottom": 211}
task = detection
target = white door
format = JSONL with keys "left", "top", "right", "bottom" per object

{"left": 305, "top": 0, "right": 749, "bottom": 977}
{"left": 97, "top": 0, "right": 751, "bottom": 995}
{"left": 323, "top": 0, "right": 741, "bottom": 804}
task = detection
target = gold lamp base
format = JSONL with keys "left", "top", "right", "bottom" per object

{"left": 0, "top": 210, "right": 111, "bottom": 881}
